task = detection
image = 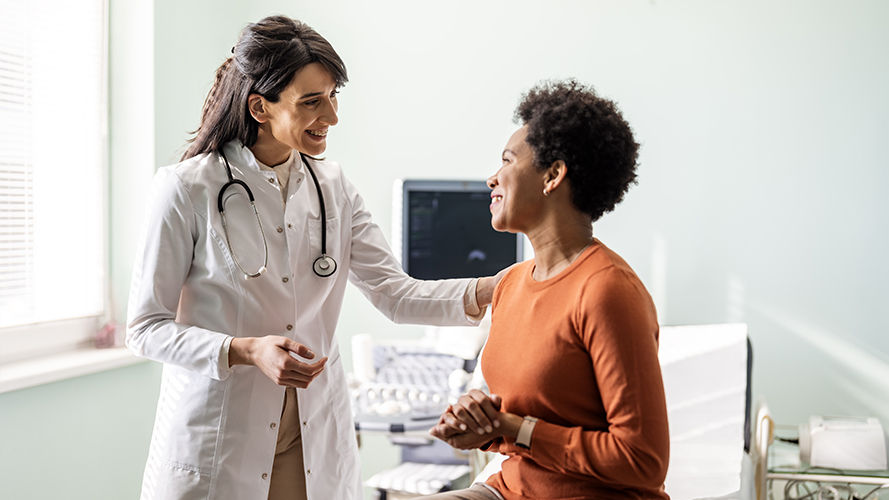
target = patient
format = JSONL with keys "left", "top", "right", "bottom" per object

{"left": 427, "top": 80, "right": 670, "bottom": 500}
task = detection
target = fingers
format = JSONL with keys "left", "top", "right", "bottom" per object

{"left": 452, "top": 389, "right": 500, "bottom": 434}
{"left": 490, "top": 393, "right": 502, "bottom": 410}
{"left": 283, "top": 338, "right": 315, "bottom": 360}
{"left": 259, "top": 337, "right": 328, "bottom": 388}
{"left": 275, "top": 360, "right": 327, "bottom": 388}
{"left": 441, "top": 411, "right": 467, "bottom": 436}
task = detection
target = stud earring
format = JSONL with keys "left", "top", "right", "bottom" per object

{"left": 543, "top": 188, "right": 549, "bottom": 197}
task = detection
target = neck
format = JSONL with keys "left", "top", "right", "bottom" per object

{"left": 526, "top": 210, "right": 594, "bottom": 281}
{"left": 249, "top": 129, "right": 291, "bottom": 167}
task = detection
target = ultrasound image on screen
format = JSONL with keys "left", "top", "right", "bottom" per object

{"left": 406, "top": 190, "right": 519, "bottom": 280}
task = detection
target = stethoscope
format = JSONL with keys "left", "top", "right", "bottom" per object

{"left": 217, "top": 150, "right": 338, "bottom": 280}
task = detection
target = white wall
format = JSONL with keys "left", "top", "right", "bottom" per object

{"left": 149, "top": 0, "right": 889, "bottom": 472}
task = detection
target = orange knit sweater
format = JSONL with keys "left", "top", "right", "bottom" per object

{"left": 482, "top": 240, "right": 670, "bottom": 499}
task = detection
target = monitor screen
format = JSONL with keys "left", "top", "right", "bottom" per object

{"left": 399, "top": 180, "right": 522, "bottom": 280}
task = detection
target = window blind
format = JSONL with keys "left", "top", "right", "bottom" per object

{"left": 0, "top": 0, "right": 106, "bottom": 329}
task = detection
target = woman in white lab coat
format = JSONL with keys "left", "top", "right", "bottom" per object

{"left": 126, "top": 16, "right": 498, "bottom": 500}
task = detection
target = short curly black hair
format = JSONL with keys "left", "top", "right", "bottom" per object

{"left": 515, "top": 79, "right": 639, "bottom": 221}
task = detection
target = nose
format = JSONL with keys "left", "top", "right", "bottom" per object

{"left": 320, "top": 97, "right": 338, "bottom": 126}
{"left": 486, "top": 170, "right": 499, "bottom": 189}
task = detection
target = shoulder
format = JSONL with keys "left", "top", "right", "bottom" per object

{"left": 149, "top": 152, "right": 223, "bottom": 214}
{"left": 492, "top": 259, "right": 533, "bottom": 306}
{"left": 579, "top": 247, "right": 648, "bottom": 306}
{"left": 574, "top": 245, "right": 656, "bottom": 329}
{"left": 163, "top": 152, "right": 226, "bottom": 188}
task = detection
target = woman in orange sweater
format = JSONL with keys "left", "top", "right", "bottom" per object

{"left": 427, "top": 80, "right": 670, "bottom": 500}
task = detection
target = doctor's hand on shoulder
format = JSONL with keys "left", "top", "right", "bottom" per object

{"left": 475, "top": 263, "right": 516, "bottom": 308}
{"left": 229, "top": 336, "right": 328, "bottom": 388}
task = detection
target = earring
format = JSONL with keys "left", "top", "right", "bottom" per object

{"left": 543, "top": 188, "right": 549, "bottom": 197}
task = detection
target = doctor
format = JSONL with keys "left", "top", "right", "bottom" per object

{"left": 127, "top": 15, "right": 500, "bottom": 500}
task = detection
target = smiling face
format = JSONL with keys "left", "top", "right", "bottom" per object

{"left": 487, "top": 126, "right": 548, "bottom": 234}
{"left": 254, "top": 62, "right": 339, "bottom": 158}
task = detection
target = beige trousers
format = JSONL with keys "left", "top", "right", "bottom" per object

{"left": 268, "top": 387, "right": 308, "bottom": 500}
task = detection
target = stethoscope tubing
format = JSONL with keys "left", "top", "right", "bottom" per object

{"left": 217, "top": 149, "right": 337, "bottom": 279}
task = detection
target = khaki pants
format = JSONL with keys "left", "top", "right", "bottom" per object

{"left": 268, "top": 387, "right": 308, "bottom": 500}
{"left": 422, "top": 483, "right": 504, "bottom": 500}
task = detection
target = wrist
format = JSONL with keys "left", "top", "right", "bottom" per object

{"left": 499, "top": 412, "right": 523, "bottom": 442}
{"left": 476, "top": 276, "right": 493, "bottom": 307}
{"left": 229, "top": 337, "right": 256, "bottom": 367}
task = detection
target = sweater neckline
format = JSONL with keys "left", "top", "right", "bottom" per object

{"left": 523, "top": 239, "right": 601, "bottom": 289}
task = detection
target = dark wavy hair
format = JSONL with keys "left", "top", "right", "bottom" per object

{"left": 515, "top": 80, "right": 639, "bottom": 221}
{"left": 182, "top": 15, "right": 348, "bottom": 160}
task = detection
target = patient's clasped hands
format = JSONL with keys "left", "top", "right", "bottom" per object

{"left": 430, "top": 389, "right": 523, "bottom": 450}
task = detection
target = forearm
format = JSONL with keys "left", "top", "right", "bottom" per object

{"left": 493, "top": 419, "right": 669, "bottom": 488}
{"left": 126, "top": 317, "right": 233, "bottom": 380}
{"left": 228, "top": 337, "right": 256, "bottom": 366}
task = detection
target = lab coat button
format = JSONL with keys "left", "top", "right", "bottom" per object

{"left": 286, "top": 324, "right": 293, "bottom": 331}
{"left": 262, "top": 473, "right": 268, "bottom": 480}
{"left": 287, "top": 223, "right": 293, "bottom": 229}
{"left": 307, "top": 469, "right": 311, "bottom": 475}
{"left": 282, "top": 276, "right": 289, "bottom": 283}
{"left": 270, "top": 422, "right": 277, "bottom": 429}
{"left": 267, "top": 178, "right": 275, "bottom": 184}
{"left": 302, "top": 420, "right": 307, "bottom": 426}
{"left": 276, "top": 226, "right": 284, "bottom": 233}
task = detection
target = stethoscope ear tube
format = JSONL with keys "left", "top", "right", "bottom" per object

{"left": 216, "top": 150, "right": 338, "bottom": 280}
{"left": 218, "top": 151, "right": 269, "bottom": 279}
{"left": 217, "top": 179, "right": 255, "bottom": 213}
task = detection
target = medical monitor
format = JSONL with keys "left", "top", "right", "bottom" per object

{"left": 394, "top": 179, "right": 523, "bottom": 280}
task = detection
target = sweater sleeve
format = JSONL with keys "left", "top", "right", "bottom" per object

{"left": 493, "top": 268, "right": 669, "bottom": 489}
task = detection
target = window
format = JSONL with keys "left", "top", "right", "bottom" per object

{"left": 0, "top": 0, "right": 107, "bottom": 363}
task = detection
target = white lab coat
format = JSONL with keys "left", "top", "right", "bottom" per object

{"left": 127, "top": 142, "right": 475, "bottom": 500}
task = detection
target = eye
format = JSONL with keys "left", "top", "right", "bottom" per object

{"left": 303, "top": 99, "right": 320, "bottom": 107}
{"left": 330, "top": 89, "right": 339, "bottom": 98}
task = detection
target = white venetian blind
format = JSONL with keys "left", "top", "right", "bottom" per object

{"left": 0, "top": 0, "right": 106, "bottom": 330}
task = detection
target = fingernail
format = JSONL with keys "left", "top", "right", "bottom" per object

{"left": 494, "top": 420, "right": 500, "bottom": 428}
{"left": 459, "top": 424, "right": 467, "bottom": 431}
{"left": 485, "top": 425, "right": 493, "bottom": 433}
{"left": 477, "top": 428, "right": 484, "bottom": 435}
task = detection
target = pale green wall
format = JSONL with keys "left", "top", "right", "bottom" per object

{"left": 3, "top": 1, "right": 888, "bottom": 499}
{"left": 0, "top": 362, "right": 162, "bottom": 499}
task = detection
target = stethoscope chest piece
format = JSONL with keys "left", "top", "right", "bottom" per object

{"left": 313, "top": 254, "right": 337, "bottom": 277}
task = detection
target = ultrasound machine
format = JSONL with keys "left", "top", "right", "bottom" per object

{"left": 352, "top": 180, "right": 523, "bottom": 498}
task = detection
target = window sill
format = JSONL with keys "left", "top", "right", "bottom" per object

{"left": 0, "top": 346, "right": 147, "bottom": 394}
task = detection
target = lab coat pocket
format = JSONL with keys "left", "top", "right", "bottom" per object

{"left": 156, "top": 367, "right": 224, "bottom": 475}
{"left": 307, "top": 215, "right": 341, "bottom": 277}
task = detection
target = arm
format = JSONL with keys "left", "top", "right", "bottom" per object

{"left": 125, "top": 168, "right": 234, "bottom": 380}
{"left": 126, "top": 168, "right": 328, "bottom": 386}
{"left": 342, "top": 176, "right": 488, "bottom": 324}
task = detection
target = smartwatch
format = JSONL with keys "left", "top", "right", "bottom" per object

{"left": 515, "top": 416, "right": 538, "bottom": 449}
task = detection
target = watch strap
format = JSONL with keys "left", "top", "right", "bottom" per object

{"left": 515, "top": 416, "right": 538, "bottom": 449}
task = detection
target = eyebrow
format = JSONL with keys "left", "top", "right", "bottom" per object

{"left": 502, "top": 148, "right": 516, "bottom": 156}
{"left": 299, "top": 91, "right": 324, "bottom": 100}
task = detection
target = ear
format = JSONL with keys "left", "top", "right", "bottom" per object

{"left": 247, "top": 93, "right": 269, "bottom": 123}
{"left": 543, "top": 160, "right": 568, "bottom": 193}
